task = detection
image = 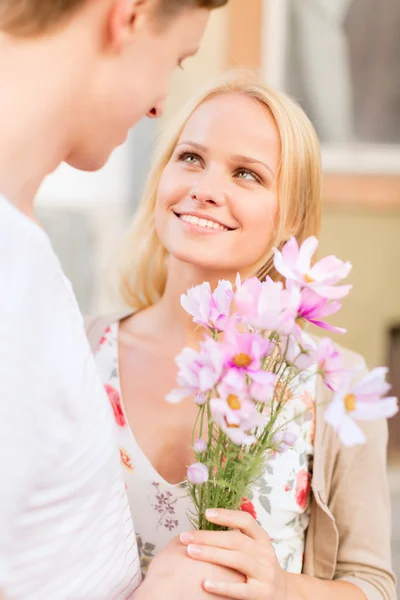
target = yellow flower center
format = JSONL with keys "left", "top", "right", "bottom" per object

{"left": 233, "top": 353, "right": 252, "bottom": 368}
{"left": 344, "top": 393, "right": 357, "bottom": 412}
{"left": 227, "top": 394, "right": 241, "bottom": 410}
{"left": 304, "top": 273, "right": 314, "bottom": 283}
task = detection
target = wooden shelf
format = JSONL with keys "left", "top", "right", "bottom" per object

{"left": 323, "top": 174, "right": 400, "bottom": 209}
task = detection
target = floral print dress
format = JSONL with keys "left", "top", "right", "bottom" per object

{"left": 95, "top": 323, "right": 316, "bottom": 576}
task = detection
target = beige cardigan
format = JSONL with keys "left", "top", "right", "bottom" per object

{"left": 86, "top": 313, "right": 397, "bottom": 600}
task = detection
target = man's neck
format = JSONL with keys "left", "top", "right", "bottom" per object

{"left": 0, "top": 32, "right": 83, "bottom": 219}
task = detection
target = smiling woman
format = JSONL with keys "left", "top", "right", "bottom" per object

{"left": 117, "top": 71, "right": 321, "bottom": 309}
{"left": 86, "top": 70, "right": 395, "bottom": 600}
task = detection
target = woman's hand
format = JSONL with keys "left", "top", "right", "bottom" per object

{"left": 180, "top": 508, "right": 288, "bottom": 600}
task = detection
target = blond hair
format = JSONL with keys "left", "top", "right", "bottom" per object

{"left": 0, "top": 0, "right": 228, "bottom": 36}
{"left": 117, "top": 70, "right": 322, "bottom": 310}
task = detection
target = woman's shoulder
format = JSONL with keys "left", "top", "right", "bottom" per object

{"left": 84, "top": 310, "right": 133, "bottom": 353}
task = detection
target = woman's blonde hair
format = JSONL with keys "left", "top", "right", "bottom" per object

{"left": 117, "top": 70, "right": 322, "bottom": 310}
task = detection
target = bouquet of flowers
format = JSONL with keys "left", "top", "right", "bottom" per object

{"left": 166, "top": 237, "right": 398, "bottom": 530}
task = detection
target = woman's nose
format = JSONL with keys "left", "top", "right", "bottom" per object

{"left": 190, "top": 183, "right": 225, "bottom": 206}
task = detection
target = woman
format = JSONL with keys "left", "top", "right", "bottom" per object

{"left": 86, "top": 72, "right": 396, "bottom": 599}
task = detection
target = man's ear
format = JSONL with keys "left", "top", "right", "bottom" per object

{"left": 108, "top": 0, "right": 154, "bottom": 50}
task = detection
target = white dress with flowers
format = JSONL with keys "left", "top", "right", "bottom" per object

{"left": 94, "top": 322, "right": 316, "bottom": 576}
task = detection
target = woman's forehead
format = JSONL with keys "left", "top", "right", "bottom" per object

{"left": 178, "top": 94, "right": 280, "bottom": 165}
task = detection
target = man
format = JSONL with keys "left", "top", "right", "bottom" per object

{"left": 0, "top": 1, "right": 230, "bottom": 598}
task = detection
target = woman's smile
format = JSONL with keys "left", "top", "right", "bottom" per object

{"left": 173, "top": 210, "right": 234, "bottom": 233}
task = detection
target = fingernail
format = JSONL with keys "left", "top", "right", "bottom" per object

{"left": 188, "top": 544, "right": 202, "bottom": 557}
{"left": 204, "top": 580, "right": 217, "bottom": 591}
{"left": 180, "top": 532, "right": 193, "bottom": 544}
{"left": 205, "top": 509, "right": 219, "bottom": 519}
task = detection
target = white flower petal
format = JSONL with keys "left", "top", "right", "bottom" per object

{"left": 165, "top": 387, "right": 191, "bottom": 404}
{"left": 353, "top": 397, "right": 398, "bottom": 421}
{"left": 336, "top": 415, "right": 366, "bottom": 447}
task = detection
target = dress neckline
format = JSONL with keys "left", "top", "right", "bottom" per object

{"left": 110, "top": 321, "right": 187, "bottom": 488}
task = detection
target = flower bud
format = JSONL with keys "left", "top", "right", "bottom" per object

{"left": 193, "top": 439, "right": 207, "bottom": 454}
{"left": 187, "top": 462, "right": 209, "bottom": 485}
{"left": 195, "top": 393, "right": 207, "bottom": 406}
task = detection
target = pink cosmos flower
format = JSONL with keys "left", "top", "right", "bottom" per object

{"left": 314, "top": 338, "right": 346, "bottom": 391}
{"left": 210, "top": 386, "right": 265, "bottom": 446}
{"left": 187, "top": 463, "right": 209, "bottom": 484}
{"left": 165, "top": 338, "right": 224, "bottom": 404}
{"left": 249, "top": 372, "right": 277, "bottom": 404}
{"left": 234, "top": 275, "right": 263, "bottom": 320}
{"left": 325, "top": 367, "right": 398, "bottom": 447}
{"left": 281, "top": 333, "right": 316, "bottom": 371}
{"left": 223, "top": 329, "right": 274, "bottom": 377}
{"left": 220, "top": 367, "right": 277, "bottom": 405}
{"left": 296, "top": 286, "right": 346, "bottom": 334}
{"left": 235, "top": 275, "right": 300, "bottom": 335}
{"left": 181, "top": 280, "right": 233, "bottom": 331}
{"left": 273, "top": 237, "right": 352, "bottom": 300}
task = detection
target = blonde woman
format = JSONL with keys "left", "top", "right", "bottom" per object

{"left": 86, "top": 72, "right": 396, "bottom": 600}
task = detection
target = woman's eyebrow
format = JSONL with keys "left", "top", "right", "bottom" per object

{"left": 230, "top": 153, "right": 274, "bottom": 177}
{"left": 176, "top": 142, "right": 275, "bottom": 177}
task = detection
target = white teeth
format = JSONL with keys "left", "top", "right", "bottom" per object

{"left": 180, "top": 214, "right": 229, "bottom": 231}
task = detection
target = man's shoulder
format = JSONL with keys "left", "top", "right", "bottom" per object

{"left": 0, "top": 195, "right": 51, "bottom": 257}
{"left": 0, "top": 196, "right": 58, "bottom": 312}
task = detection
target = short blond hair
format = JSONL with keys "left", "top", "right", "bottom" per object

{"left": 117, "top": 70, "right": 322, "bottom": 310}
{"left": 0, "top": 0, "right": 228, "bottom": 36}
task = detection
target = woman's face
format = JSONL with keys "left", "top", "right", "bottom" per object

{"left": 155, "top": 93, "right": 281, "bottom": 278}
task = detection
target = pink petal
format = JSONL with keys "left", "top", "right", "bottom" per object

{"left": 297, "top": 236, "right": 318, "bottom": 273}
{"left": 250, "top": 370, "right": 277, "bottom": 386}
{"left": 226, "top": 428, "right": 256, "bottom": 446}
{"left": 311, "top": 256, "right": 351, "bottom": 281}
{"left": 199, "top": 367, "right": 219, "bottom": 391}
{"left": 213, "top": 279, "right": 233, "bottom": 314}
{"left": 311, "top": 283, "right": 352, "bottom": 300}
{"left": 281, "top": 237, "right": 300, "bottom": 265}
{"left": 309, "top": 319, "right": 346, "bottom": 334}
{"left": 352, "top": 367, "right": 391, "bottom": 399}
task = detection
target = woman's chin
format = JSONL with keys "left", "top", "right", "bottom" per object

{"left": 169, "top": 250, "right": 233, "bottom": 277}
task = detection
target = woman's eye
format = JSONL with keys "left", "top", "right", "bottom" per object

{"left": 235, "top": 169, "right": 261, "bottom": 183}
{"left": 178, "top": 152, "right": 201, "bottom": 166}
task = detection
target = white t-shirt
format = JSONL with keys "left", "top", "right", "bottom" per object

{"left": 0, "top": 196, "right": 141, "bottom": 599}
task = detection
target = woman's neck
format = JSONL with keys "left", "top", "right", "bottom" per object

{"left": 150, "top": 258, "right": 237, "bottom": 346}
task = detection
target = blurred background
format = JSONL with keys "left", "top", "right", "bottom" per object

{"left": 36, "top": 0, "right": 400, "bottom": 586}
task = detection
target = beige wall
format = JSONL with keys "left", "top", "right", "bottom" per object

{"left": 318, "top": 208, "right": 400, "bottom": 368}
